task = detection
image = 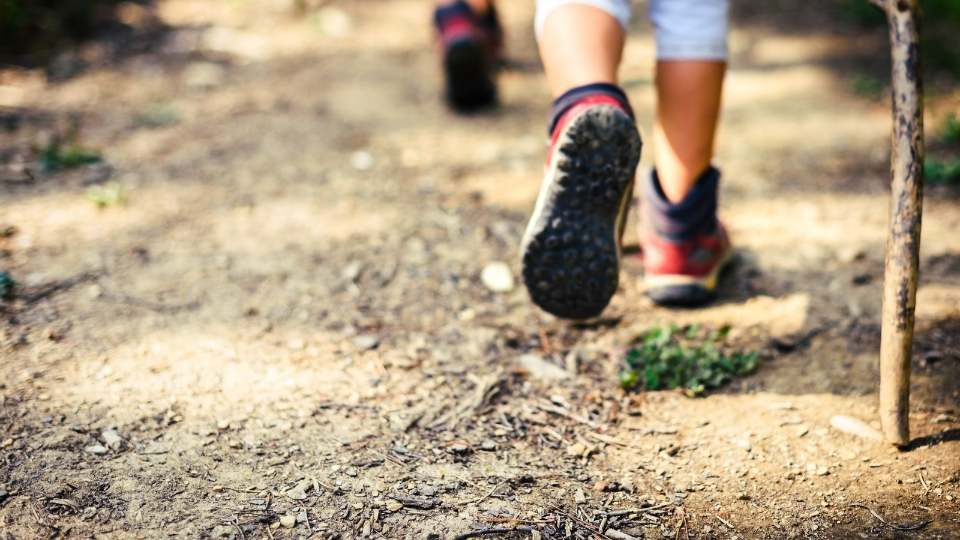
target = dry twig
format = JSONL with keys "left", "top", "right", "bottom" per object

{"left": 848, "top": 504, "right": 932, "bottom": 531}
{"left": 453, "top": 527, "right": 534, "bottom": 539}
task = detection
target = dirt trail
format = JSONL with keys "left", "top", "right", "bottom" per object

{"left": 1, "top": 1, "right": 959, "bottom": 538}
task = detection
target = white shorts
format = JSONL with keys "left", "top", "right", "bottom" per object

{"left": 534, "top": 0, "right": 729, "bottom": 61}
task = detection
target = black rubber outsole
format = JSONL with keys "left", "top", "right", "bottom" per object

{"left": 521, "top": 106, "right": 642, "bottom": 319}
{"left": 444, "top": 39, "right": 496, "bottom": 111}
{"left": 646, "top": 283, "right": 716, "bottom": 308}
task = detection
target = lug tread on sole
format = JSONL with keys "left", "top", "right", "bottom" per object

{"left": 522, "top": 106, "right": 641, "bottom": 319}
{"left": 445, "top": 40, "right": 496, "bottom": 110}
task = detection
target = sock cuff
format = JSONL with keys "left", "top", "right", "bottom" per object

{"left": 548, "top": 82, "right": 633, "bottom": 135}
{"left": 643, "top": 166, "right": 720, "bottom": 240}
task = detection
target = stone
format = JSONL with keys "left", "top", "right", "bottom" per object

{"left": 286, "top": 479, "right": 311, "bottom": 500}
{"left": 480, "top": 262, "right": 514, "bottom": 293}
{"left": 85, "top": 444, "right": 108, "bottom": 455}
{"left": 350, "top": 151, "right": 374, "bottom": 171}
{"left": 830, "top": 415, "right": 883, "bottom": 442}
{"left": 448, "top": 444, "right": 469, "bottom": 454}
{"left": 184, "top": 62, "right": 226, "bottom": 89}
{"left": 517, "top": 354, "right": 569, "bottom": 381}
{"left": 279, "top": 514, "right": 296, "bottom": 528}
{"left": 353, "top": 335, "right": 380, "bottom": 350}
{"left": 101, "top": 428, "right": 122, "bottom": 450}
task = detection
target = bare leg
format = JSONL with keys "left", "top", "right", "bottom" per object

{"left": 537, "top": 5, "right": 624, "bottom": 97}
{"left": 653, "top": 61, "right": 725, "bottom": 203}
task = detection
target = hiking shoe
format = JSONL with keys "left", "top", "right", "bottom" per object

{"left": 433, "top": 1, "right": 502, "bottom": 111}
{"left": 638, "top": 167, "right": 732, "bottom": 307}
{"left": 520, "top": 100, "right": 642, "bottom": 319}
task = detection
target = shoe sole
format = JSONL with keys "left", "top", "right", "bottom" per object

{"left": 520, "top": 105, "right": 642, "bottom": 319}
{"left": 444, "top": 38, "right": 496, "bottom": 111}
{"left": 644, "top": 247, "right": 734, "bottom": 307}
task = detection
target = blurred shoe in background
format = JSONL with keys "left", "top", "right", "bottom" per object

{"left": 433, "top": 0, "right": 502, "bottom": 111}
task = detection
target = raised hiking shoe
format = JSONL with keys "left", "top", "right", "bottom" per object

{"left": 638, "top": 167, "right": 733, "bottom": 307}
{"left": 433, "top": 1, "right": 502, "bottom": 111}
{"left": 520, "top": 91, "right": 642, "bottom": 319}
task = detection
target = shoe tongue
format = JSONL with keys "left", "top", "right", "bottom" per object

{"left": 548, "top": 83, "right": 633, "bottom": 137}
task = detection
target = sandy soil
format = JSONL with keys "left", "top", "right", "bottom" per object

{"left": 1, "top": 1, "right": 958, "bottom": 538}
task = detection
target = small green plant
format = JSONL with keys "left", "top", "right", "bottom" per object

{"left": 620, "top": 324, "right": 759, "bottom": 397}
{"left": 39, "top": 139, "right": 101, "bottom": 173}
{"left": 925, "top": 157, "right": 960, "bottom": 186}
{"left": 0, "top": 271, "right": 14, "bottom": 299}
{"left": 85, "top": 181, "right": 126, "bottom": 208}
{"left": 838, "top": 0, "right": 886, "bottom": 27}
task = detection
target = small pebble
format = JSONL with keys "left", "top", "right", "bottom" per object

{"left": 102, "top": 428, "right": 123, "bottom": 450}
{"left": 85, "top": 444, "right": 108, "bottom": 455}
{"left": 480, "top": 262, "right": 515, "bottom": 293}
{"left": 830, "top": 415, "right": 883, "bottom": 442}
{"left": 279, "top": 514, "right": 296, "bottom": 528}
{"left": 353, "top": 335, "right": 380, "bottom": 350}
{"left": 517, "top": 354, "right": 569, "bottom": 381}
{"left": 350, "top": 151, "right": 374, "bottom": 171}
{"left": 449, "top": 443, "right": 469, "bottom": 454}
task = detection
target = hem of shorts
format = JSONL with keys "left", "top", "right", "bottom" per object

{"left": 655, "top": 44, "right": 728, "bottom": 61}
{"left": 534, "top": 0, "right": 631, "bottom": 38}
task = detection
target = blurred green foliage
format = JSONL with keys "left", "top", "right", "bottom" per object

{"left": 925, "top": 157, "right": 960, "bottom": 185}
{"left": 619, "top": 324, "right": 759, "bottom": 396}
{"left": 939, "top": 112, "right": 960, "bottom": 144}
{"left": 0, "top": 271, "right": 14, "bottom": 299}
{"left": 851, "top": 74, "right": 886, "bottom": 99}
{"left": 927, "top": 113, "right": 960, "bottom": 187}
{"left": 0, "top": 0, "right": 127, "bottom": 63}
{"left": 841, "top": 0, "right": 960, "bottom": 80}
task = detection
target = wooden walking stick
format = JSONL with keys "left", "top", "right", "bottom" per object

{"left": 875, "top": 0, "right": 924, "bottom": 447}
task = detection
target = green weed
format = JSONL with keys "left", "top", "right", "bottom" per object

{"left": 0, "top": 271, "right": 14, "bottom": 299}
{"left": 85, "top": 181, "right": 126, "bottom": 208}
{"left": 39, "top": 139, "right": 101, "bottom": 173}
{"left": 620, "top": 324, "right": 759, "bottom": 397}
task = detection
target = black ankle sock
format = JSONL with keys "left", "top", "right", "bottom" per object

{"left": 548, "top": 83, "right": 633, "bottom": 135}
{"left": 643, "top": 166, "right": 720, "bottom": 240}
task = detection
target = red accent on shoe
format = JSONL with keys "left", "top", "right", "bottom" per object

{"left": 548, "top": 96, "right": 629, "bottom": 163}
{"left": 642, "top": 225, "right": 728, "bottom": 277}
{"left": 438, "top": 15, "right": 477, "bottom": 47}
